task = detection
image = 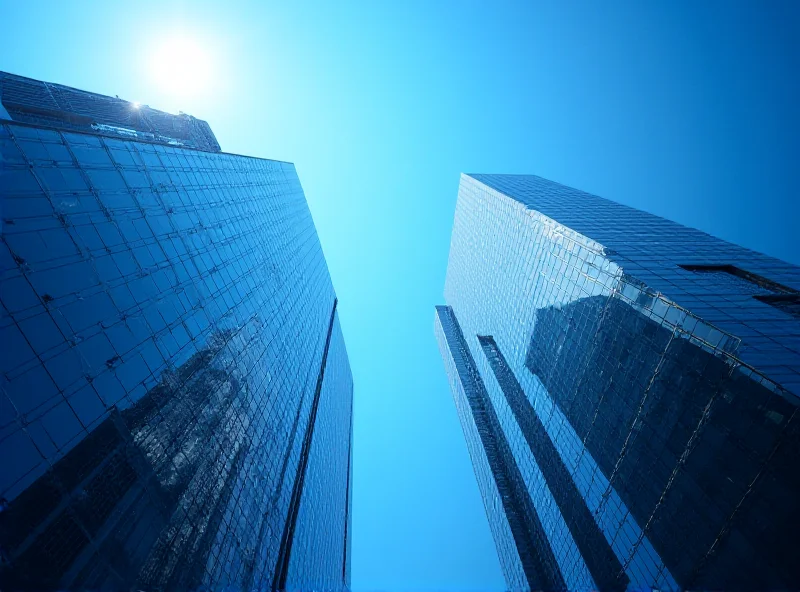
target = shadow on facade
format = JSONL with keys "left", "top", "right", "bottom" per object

{"left": 0, "top": 329, "right": 250, "bottom": 590}
{"left": 526, "top": 294, "right": 799, "bottom": 589}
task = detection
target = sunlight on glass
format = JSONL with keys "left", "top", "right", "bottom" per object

{"left": 147, "top": 34, "right": 214, "bottom": 100}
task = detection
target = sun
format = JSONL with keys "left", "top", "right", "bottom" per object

{"left": 147, "top": 34, "right": 214, "bottom": 101}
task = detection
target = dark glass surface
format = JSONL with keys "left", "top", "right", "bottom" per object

{"left": 0, "top": 109, "right": 352, "bottom": 590}
{"left": 436, "top": 173, "right": 800, "bottom": 591}
{"left": 526, "top": 294, "right": 798, "bottom": 589}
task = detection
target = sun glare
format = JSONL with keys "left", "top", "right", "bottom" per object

{"left": 148, "top": 35, "right": 214, "bottom": 101}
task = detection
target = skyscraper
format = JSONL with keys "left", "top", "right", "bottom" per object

{"left": 0, "top": 72, "right": 353, "bottom": 591}
{"left": 435, "top": 174, "right": 800, "bottom": 591}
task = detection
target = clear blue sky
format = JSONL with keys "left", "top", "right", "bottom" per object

{"left": 3, "top": 1, "right": 799, "bottom": 590}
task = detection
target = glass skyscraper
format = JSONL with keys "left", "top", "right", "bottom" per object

{"left": 435, "top": 174, "right": 799, "bottom": 591}
{"left": 0, "top": 72, "right": 353, "bottom": 590}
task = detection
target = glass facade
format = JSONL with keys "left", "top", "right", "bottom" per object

{"left": 0, "top": 71, "right": 221, "bottom": 152}
{"left": 435, "top": 174, "right": 800, "bottom": 591}
{"left": 0, "top": 77, "right": 353, "bottom": 590}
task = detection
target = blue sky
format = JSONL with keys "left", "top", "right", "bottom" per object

{"left": 2, "top": 1, "right": 799, "bottom": 590}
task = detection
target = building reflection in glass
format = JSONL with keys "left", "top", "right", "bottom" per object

{"left": 1, "top": 331, "right": 243, "bottom": 588}
{"left": 0, "top": 73, "right": 353, "bottom": 591}
{"left": 523, "top": 294, "right": 798, "bottom": 589}
{"left": 436, "top": 173, "right": 800, "bottom": 591}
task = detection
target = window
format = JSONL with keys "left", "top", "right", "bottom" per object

{"left": 679, "top": 264, "right": 800, "bottom": 319}
{"left": 754, "top": 294, "right": 800, "bottom": 319}
{"left": 678, "top": 264, "right": 795, "bottom": 294}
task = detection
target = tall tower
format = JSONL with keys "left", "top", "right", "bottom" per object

{"left": 435, "top": 173, "right": 799, "bottom": 591}
{"left": 0, "top": 72, "right": 353, "bottom": 590}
